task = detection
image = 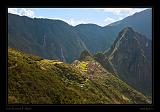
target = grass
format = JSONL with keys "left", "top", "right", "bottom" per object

{"left": 8, "top": 48, "right": 151, "bottom": 104}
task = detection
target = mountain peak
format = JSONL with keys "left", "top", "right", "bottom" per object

{"left": 122, "top": 27, "right": 134, "bottom": 32}
{"left": 112, "top": 27, "right": 136, "bottom": 48}
{"left": 119, "top": 27, "right": 134, "bottom": 36}
{"left": 79, "top": 50, "right": 92, "bottom": 61}
{"left": 109, "top": 27, "right": 150, "bottom": 58}
{"left": 105, "top": 27, "right": 152, "bottom": 96}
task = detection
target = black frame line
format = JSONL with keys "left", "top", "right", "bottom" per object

{"left": 6, "top": 6, "right": 155, "bottom": 111}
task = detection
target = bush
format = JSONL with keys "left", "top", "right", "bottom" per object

{"left": 8, "top": 96, "right": 18, "bottom": 104}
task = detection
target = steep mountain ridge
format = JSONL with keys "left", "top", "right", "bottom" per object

{"left": 96, "top": 27, "right": 152, "bottom": 96}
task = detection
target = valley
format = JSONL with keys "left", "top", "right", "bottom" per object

{"left": 8, "top": 8, "right": 152, "bottom": 104}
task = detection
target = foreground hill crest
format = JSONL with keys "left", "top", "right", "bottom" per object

{"left": 8, "top": 48, "right": 151, "bottom": 104}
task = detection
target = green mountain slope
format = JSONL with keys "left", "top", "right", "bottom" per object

{"left": 8, "top": 13, "right": 86, "bottom": 63}
{"left": 8, "top": 48, "right": 151, "bottom": 104}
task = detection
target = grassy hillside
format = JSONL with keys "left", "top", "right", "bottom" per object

{"left": 8, "top": 48, "right": 151, "bottom": 104}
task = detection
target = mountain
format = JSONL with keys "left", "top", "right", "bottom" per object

{"left": 75, "top": 9, "right": 152, "bottom": 54}
{"left": 79, "top": 50, "right": 92, "bottom": 61}
{"left": 95, "top": 27, "right": 152, "bottom": 96}
{"left": 75, "top": 24, "right": 115, "bottom": 53}
{"left": 94, "top": 52, "right": 118, "bottom": 75}
{"left": 8, "top": 9, "right": 152, "bottom": 62}
{"left": 8, "top": 48, "right": 151, "bottom": 104}
{"left": 8, "top": 8, "right": 152, "bottom": 104}
{"left": 108, "top": 9, "right": 152, "bottom": 40}
{"left": 8, "top": 13, "right": 87, "bottom": 63}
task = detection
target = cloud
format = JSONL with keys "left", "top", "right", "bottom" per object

{"left": 118, "top": 17, "right": 123, "bottom": 20}
{"left": 8, "top": 8, "right": 18, "bottom": 15}
{"left": 8, "top": 8, "right": 87, "bottom": 26}
{"left": 95, "top": 8, "right": 147, "bottom": 17}
{"left": 96, "top": 8, "right": 148, "bottom": 26}
{"left": 66, "top": 18, "right": 88, "bottom": 26}
{"left": 8, "top": 8, "right": 149, "bottom": 26}
{"left": 37, "top": 16, "right": 89, "bottom": 26}
{"left": 18, "top": 8, "right": 35, "bottom": 18}
{"left": 104, "top": 17, "right": 116, "bottom": 25}
{"left": 8, "top": 8, "right": 35, "bottom": 18}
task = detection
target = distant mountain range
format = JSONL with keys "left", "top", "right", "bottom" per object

{"left": 108, "top": 9, "right": 152, "bottom": 40}
{"left": 75, "top": 9, "right": 152, "bottom": 53}
{"left": 8, "top": 14, "right": 86, "bottom": 63}
{"left": 8, "top": 9, "right": 152, "bottom": 62}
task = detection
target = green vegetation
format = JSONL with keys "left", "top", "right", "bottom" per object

{"left": 75, "top": 61, "right": 88, "bottom": 72}
{"left": 8, "top": 48, "right": 151, "bottom": 104}
{"left": 94, "top": 52, "right": 116, "bottom": 74}
{"left": 79, "top": 50, "right": 92, "bottom": 61}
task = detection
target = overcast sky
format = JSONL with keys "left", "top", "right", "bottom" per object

{"left": 8, "top": 8, "right": 149, "bottom": 26}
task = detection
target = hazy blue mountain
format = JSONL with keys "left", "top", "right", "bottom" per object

{"left": 75, "top": 24, "right": 115, "bottom": 53}
{"left": 108, "top": 9, "right": 152, "bottom": 40}
{"left": 8, "top": 9, "right": 152, "bottom": 63}
{"left": 8, "top": 13, "right": 87, "bottom": 63}
{"left": 75, "top": 9, "right": 152, "bottom": 54}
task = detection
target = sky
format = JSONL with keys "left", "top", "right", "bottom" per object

{"left": 8, "top": 8, "right": 149, "bottom": 26}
